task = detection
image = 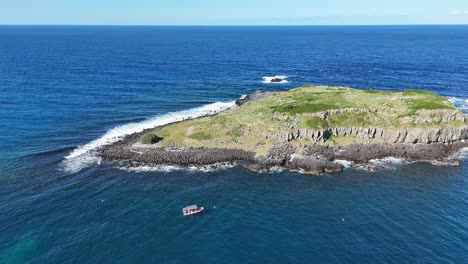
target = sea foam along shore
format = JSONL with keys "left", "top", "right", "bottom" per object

{"left": 120, "top": 162, "right": 237, "bottom": 173}
{"left": 448, "top": 97, "right": 468, "bottom": 113}
{"left": 98, "top": 87, "right": 468, "bottom": 175}
{"left": 63, "top": 93, "right": 468, "bottom": 174}
{"left": 61, "top": 101, "right": 236, "bottom": 173}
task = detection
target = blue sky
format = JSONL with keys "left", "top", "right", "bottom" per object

{"left": 1, "top": 0, "right": 468, "bottom": 25}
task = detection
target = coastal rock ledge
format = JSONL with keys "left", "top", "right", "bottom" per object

{"left": 99, "top": 85, "right": 468, "bottom": 174}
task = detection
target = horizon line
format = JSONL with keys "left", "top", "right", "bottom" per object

{"left": 1, "top": 23, "right": 468, "bottom": 27}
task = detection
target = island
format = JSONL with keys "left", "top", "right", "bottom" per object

{"left": 100, "top": 85, "right": 468, "bottom": 174}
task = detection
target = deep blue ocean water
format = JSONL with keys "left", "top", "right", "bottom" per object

{"left": 0, "top": 26, "right": 467, "bottom": 263}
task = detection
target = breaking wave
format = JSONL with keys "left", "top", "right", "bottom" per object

{"left": 334, "top": 160, "right": 353, "bottom": 169}
{"left": 453, "top": 146, "right": 468, "bottom": 160}
{"left": 368, "top": 157, "right": 408, "bottom": 171}
{"left": 461, "top": 148, "right": 468, "bottom": 159}
{"left": 262, "top": 76, "right": 289, "bottom": 84}
{"left": 61, "top": 101, "right": 236, "bottom": 173}
{"left": 120, "top": 163, "right": 236, "bottom": 173}
{"left": 269, "top": 167, "right": 285, "bottom": 173}
{"left": 448, "top": 96, "right": 468, "bottom": 114}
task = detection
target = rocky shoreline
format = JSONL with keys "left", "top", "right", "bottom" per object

{"left": 100, "top": 126, "right": 467, "bottom": 174}
{"left": 99, "top": 124, "right": 256, "bottom": 167}
{"left": 249, "top": 141, "right": 467, "bottom": 174}
{"left": 99, "top": 105, "right": 467, "bottom": 175}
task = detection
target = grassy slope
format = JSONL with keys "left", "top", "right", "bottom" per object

{"left": 147, "top": 85, "right": 464, "bottom": 156}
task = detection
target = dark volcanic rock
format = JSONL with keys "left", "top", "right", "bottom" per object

{"left": 235, "top": 91, "right": 277, "bottom": 106}
{"left": 99, "top": 120, "right": 256, "bottom": 167}
{"left": 101, "top": 146, "right": 255, "bottom": 166}
{"left": 303, "top": 144, "right": 336, "bottom": 161}
{"left": 268, "top": 143, "right": 295, "bottom": 160}
{"left": 100, "top": 131, "right": 467, "bottom": 173}
{"left": 335, "top": 142, "right": 468, "bottom": 163}
{"left": 287, "top": 155, "right": 343, "bottom": 175}
{"left": 97, "top": 101, "right": 467, "bottom": 174}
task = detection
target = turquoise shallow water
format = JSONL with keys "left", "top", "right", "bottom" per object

{"left": 0, "top": 26, "right": 467, "bottom": 263}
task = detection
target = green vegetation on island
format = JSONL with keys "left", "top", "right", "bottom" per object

{"left": 140, "top": 85, "right": 466, "bottom": 156}
{"left": 140, "top": 133, "right": 162, "bottom": 144}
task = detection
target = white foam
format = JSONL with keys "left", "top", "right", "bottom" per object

{"left": 262, "top": 76, "right": 289, "bottom": 84}
{"left": 122, "top": 165, "right": 183, "bottom": 173}
{"left": 121, "top": 163, "right": 236, "bottom": 173}
{"left": 369, "top": 157, "right": 405, "bottom": 165}
{"left": 61, "top": 101, "right": 236, "bottom": 173}
{"left": 453, "top": 147, "right": 468, "bottom": 160}
{"left": 368, "top": 157, "right": 408, "bottom": 171}
{"left": 334, "top": 160, "right": 352, "bottom": 169}
{"left": 269, "top": 167, "right": 285, "bottom": 173}
{"left": 447, "top": 96, "right": 468, "bottom": 114}
{"left": 462, "top": 147, "right": 468, "bottom": 158}
{"left": 61, "top": 154, "right": 102, "bottom": 174}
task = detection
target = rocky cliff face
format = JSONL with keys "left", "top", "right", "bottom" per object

{"left": 274, "top": 109, "right": 468, "bottom": 144}
{"left": 98, "top": 88, "right": 468, "bottom": 175}
{"left": 405, "top": 109, "right": 466, "bottom": 124}
{"left": 246, "top": 140, "right": 468, "bottom": 174}
{"left": 282, "top": 125, "right": 468, "bottom": 144}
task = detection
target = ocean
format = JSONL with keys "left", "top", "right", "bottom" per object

{"left": 0, "top": 25, "right": 467, "bottom": 263}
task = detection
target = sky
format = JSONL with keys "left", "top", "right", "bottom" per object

{"left": 1, "top": 0, "right": 468, "bottom": 25}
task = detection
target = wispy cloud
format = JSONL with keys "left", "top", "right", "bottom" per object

{"left": 450, "top": 10, "right": 468, "bottom": 16}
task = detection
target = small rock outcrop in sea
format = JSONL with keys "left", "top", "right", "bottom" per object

{"left": 235, "top": 91, "right": 277, "bottom": 106}
{"left": 262, "top": 76, "right": 288, "bottom": 84}
{"left": 99, "top": 85, "right": 468, "bottom": 175}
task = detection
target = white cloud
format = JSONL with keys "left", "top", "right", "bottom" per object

{"left": 450, "top": 10, "right": 468, "bottom": 16}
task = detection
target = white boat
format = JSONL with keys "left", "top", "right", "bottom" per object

{"left": 182, "top": 205, "right": 204, "bottom": 216}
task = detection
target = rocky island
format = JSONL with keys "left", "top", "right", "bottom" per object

{"left": 100, "top": 85, "right": 468, "bottom": 174}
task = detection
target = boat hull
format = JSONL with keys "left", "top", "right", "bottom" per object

{"left": 183, "top": 207, "right": 204, "bottom": 216}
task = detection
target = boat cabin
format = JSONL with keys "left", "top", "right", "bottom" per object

{"left": 182, "top": 205, "right": 204, "bottom": 216}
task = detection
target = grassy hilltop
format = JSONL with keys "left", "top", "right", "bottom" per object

{"left": 142, "top": 85, "right": 466, "bottom": 156}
